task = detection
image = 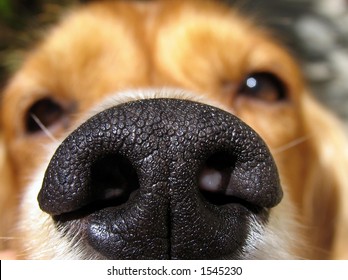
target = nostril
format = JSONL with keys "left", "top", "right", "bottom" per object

{"left": 55, "top": 154, "right": 140, "bottom": 222}
{"left": 198, "top": 152, "right": 239, "bottom": 206}
{"left": 198, "top": 152, "right": 235, "bottom": 193}
{"left": 198, "top": 152, "right": 264, "bottom": 213}
{"left": 91, "top": 154, "right": 139, "bottom": 204}
{"left": 198, "top": 152, "right": 236, "bottom": 205}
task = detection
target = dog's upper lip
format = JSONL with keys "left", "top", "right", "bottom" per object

{"left": 53, "top": 199, "right": 268, "bottom": 259}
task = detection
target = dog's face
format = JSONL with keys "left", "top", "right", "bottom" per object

{"left": 0, "top": 0, "right": 347, "bottom": 259}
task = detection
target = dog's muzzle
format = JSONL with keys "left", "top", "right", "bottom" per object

{"left": 38, "top": 98, "right": 282, "bottom": 259}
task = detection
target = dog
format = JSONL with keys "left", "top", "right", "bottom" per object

{"left": 0, "top": 0, "right": 348, "bottom": 259}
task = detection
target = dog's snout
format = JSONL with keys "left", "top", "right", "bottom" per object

{"left": 38, "top": 98, "right": 282, "bottom": 259}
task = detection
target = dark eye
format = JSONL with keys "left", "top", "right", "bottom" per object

{"left": 25, "top": 97, "right": 65, "bottom": 134}
{"left": 237, "top": 72, "right": 288, "bottom": 102}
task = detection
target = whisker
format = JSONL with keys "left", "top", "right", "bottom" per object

{"left": 272, "top": 136, "right": 311, "bottom": 154}
{"left": 0, "top": 237, "right": 18, "bottom": 240}
{"left": 30, "top": 114, "right": 58, "bottom": 143}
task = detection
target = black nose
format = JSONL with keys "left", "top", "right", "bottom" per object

{"left": 38, "top": 98, "right": 282, "bottom": 259}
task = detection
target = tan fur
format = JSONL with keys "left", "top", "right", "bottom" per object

{"left": 0, "top": 0, "right": 347, "bottom": 259}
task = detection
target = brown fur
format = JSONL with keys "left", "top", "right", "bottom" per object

{"left": 0, "top": 0, "right": 347, "bottom": 259}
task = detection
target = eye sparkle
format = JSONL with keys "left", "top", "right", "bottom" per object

{"left": 246, "top": 77, "right": 257, "bottom": 89}
{"left": 237, "top": 72, "right": 288, "bottom": 102}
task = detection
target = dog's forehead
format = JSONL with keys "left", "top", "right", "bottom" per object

{"left": 26, "top": 1, "right": 286, "bottom": 69}
{"left": 16, "top": 0, "right": 300, "bottom": 98}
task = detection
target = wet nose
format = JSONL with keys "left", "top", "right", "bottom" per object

{"left": 38, "top": 98, "right": 282, "bottom": 259}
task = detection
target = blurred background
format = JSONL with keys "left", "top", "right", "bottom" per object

{"left": 0, "top": 0, "right": 348, "bottom": 126}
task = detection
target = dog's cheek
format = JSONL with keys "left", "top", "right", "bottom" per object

{"left": 15, "top": 147, "right": 82, "bottom": 259}
{"left": 245, "top": 191, "right": 305, "bottom": 259}
{"left": 0, "top": 135, "right": 17, "bottom": 250}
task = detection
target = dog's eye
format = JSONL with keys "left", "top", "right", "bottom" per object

{"left": 237, "top": 72, "right": 287, "bottom": 102}
{"left": 25, "top": 97, "right": 66, "bottom": 134}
